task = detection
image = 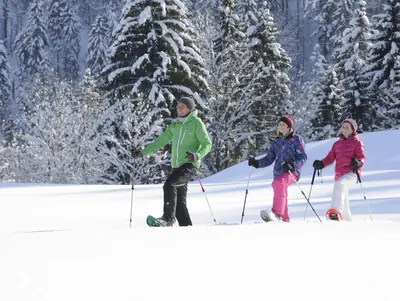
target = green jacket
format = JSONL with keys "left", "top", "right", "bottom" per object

{"left": 141, "top": 111, "right": 212, "bottom": 169}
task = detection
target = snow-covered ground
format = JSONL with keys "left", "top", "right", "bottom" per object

{"left": 1, "top": 129, "right": 400, "bottom": 301}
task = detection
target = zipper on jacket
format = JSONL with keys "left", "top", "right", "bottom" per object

{"left": 176, "top": 127, "right": 183, "bottom": 167}
{"left": 175, "top": 116, "right": 190, "bottom": 167}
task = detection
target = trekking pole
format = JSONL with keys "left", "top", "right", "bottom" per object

{"left": 240, "top": 168, "right": 252, "bottom": 224}
{"left": 303, "top": 168, "right": 317, "bottom": 220}
{"left": 355, "top": 170, "right": 373, "bottom": 221}
{"left": 197, "top": 173, "right": 217, "bottom": 223}
{"left": 288, "top": 171, "right": 322, "bottom": 222}
{"left": 129, "top": 166, "right": 135, "bottom": 228}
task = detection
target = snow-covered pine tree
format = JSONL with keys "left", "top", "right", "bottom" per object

{"left": 103, "top": 0, "right": 209, "bottom": 110}
{"left": 363, "top": 0, "right": 400, "bottom": 129}
{"left": 290, "top": 80, "right": 320, "bottom": 141}
{"left": 79, "top": 68, "right": 101, "bottom": 108}
{"left": 237, "top": 0, "right": 258, "bottom": 26}
{"left": 263, "top": 0, "right": 283, "bottom": 15}
{"left": 95, "top": 95, "right": 170, "bottom": 184}
{"left": 47, "top": 0, "right": 81, "bottom": 80}
{"left": 13, "top": 0, "right": 48, "bottom": 76}
{"left": 86, "top": 14, "right": 111, "bottom": 78}
{"left": 0, "top": 39, "right": 12, "bottom": 142}
{"left": 74, "top": 0, "right": 98, "bottom": 26}
{"left": 101, "top": 0, "right": 208, "bottom": 183}
{"left": 207, "top": 0, "right": 247, "bottom": 171}
{"left": 335, "top": 0, "right": 372, "bottom": 130}
{"left": 47, "top": 0, "right": 66, "bottom": 75}
{"left": 309, "top": 45, "right": 344, "bottom": 140}
{"left": 330, "top": 0, "right": 356, "bottom": 59}
{"left": 239, "top": 6, "right": 292, "bottom": 154}
{"left": 60, "top": 3, "right": 81, "bottom": 81}
{"left": 306, "top": 0, "right": 337, "bottom": 61}
{"left": 385, "top": 59, "right": 400, "bottom": 127}
{"left": 105, "top": 0, "right": 124, "bottom": 32}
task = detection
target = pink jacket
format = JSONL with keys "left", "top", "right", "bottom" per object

{"left": 322, "top": 134, "right": 366, "bottom": 181}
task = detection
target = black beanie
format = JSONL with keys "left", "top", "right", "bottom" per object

{"left": 178, "top": 97, "right": 196, "bottom": 111}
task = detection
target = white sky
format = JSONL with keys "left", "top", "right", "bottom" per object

{"left": 1, "top": 129, "right": 400, "bottom": 301}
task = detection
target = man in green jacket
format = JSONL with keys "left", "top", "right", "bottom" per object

{"left": 138, "top": 97, "right": 212, "bottom": 226}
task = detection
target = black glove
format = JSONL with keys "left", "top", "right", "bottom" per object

{"left": 248, "top": 156, "right": 259, "bottom": 168}
{"left": 282, "top": 162, "right": 295, "bottom": 172}
{"left": 351, "top": 158, "right": 362, "bottom": 169}
{"left": 133, "top": 149, "right": 143, "bottom": 157}
{"left": 163, "top": 143, "right": 172, "bottom": 153}
{"left": 185, "top": 152, "right": 197, "bottom": 163}
{"left": 313, "top": 160, "right": 324, "bottom": 170}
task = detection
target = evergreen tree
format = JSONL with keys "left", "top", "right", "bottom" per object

{"left": 237, "top": 0, "right": 259, "bottom": 25}
{"left": 102, "top": 0, "right": 208, "bottom": 183}
{"left": 207, "top": 0, "right": 247, "bottom": 171}
{"left": 0, "top": 39, "right": 12, "bottom": 142}
{"left": 290, "top": 80, "right": 320, "bottom": 141}
{"left": 309, "top": 45, "right": 344, "bottom": 140}
{"left": 95, "top": 96, "right": 170, "bottom": 184}
{"left": 13, "top": 1, "right": 48, "bottom": 76}
{"left": 103, "top": 0, "right": 209, "bottom": 111}
{"left": 86, "top": 14, "right": 110, "bottom": 78}
{"left": 47, "top": 0, "right": 66, "bottom": 75}
{"left": 47, "top": 0, "right": 81, "bottom": 80}
{"left": 60, "top": 3, "right": 81, "bottom": 81}
{"left": 336, "top": 0, "right": 372, "bottom": 129}
{"left": 331, "top": 0, "right": 356, "bottom": 56}
{"left": 79, "top": 68, "right": 102, "bottom": 108}
{"left": 363, "top": 0, "right": 400, "bottom": 129}
{"left": 306, "top": 0, "right": 337, "bottom": 61}
{"left": 105, "top": 0, "right": 124, "bottom": 32}
{"left": 239, "top": 6, "right": 292, "bottom": 153}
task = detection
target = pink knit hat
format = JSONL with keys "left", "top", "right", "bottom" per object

{"left": 341, "top": 119, "right": 358, "bottom": 133}
{"left": 279, "top": 115, "right": 295, "bottom": 128}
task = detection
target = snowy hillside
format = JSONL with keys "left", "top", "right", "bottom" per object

{"left": 1, "top": 129, "right": 400, "bottom": 301}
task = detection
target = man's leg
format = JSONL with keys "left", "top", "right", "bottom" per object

{"left": 176, "top": 183, "right": 192, "bottom": 226}
{"left": 163, "top": 163, "right": 196, "bottom": 223}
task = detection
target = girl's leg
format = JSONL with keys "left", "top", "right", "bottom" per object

{"left": 271, "top": 173, "right": 297, "bottom": 222}
{"left": 330, "top": 173, "right": 357, "bottom": 221}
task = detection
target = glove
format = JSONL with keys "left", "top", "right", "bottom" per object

{"left": 185, "top": 152, "right": 197, "bottom": 163}
{"left": 313, "top": 160, "right": 324, "bottom": 170}
{"left": 248, "top": 156, "right": 259, "bottom": 168}
{"left": 163, "top": 143, "right": 172, "bottom": 153}
{"left": 133, "top": 149, "right": 143, "bottom": 157}
{"left": 282, "top": 162, "right": 295, "bottom": 172}
{"left": 351, "top": 158, "right": 362, "bottom": 169}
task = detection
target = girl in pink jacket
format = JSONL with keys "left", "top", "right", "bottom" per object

{"left": 312, "top": 119, "right": 366, "bottom": 221}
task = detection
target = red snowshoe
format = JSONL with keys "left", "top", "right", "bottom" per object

{"left": 325, "top": 208, "right": 343, "bottom": 221}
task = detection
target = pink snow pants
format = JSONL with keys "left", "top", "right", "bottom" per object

{"left": 271, "top": 173, "right": 297, "bottom": 222}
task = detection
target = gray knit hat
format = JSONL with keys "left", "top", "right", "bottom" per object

{"left": 178, "top": 97, "right": 196, "bottom": 111}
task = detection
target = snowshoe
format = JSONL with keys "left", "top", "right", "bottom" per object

{"left": 146, "top": 215, "right": 175, "bottom": 227}
{"left": 325, "top": 208, "right": 343, "bottom": 221}
{"left": 260, "top": 209, "right": 282, "bottom": 223}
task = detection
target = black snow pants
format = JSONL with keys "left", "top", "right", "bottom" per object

{"left": 163, "top": 163, "right": 197, "bottom": 226}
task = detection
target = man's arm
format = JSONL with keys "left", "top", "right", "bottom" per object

{"left": 194, "top": 120, "right": 212, "bottom": 160}
{"left": 141, "top": 127, "right": 173, "bottom": 156}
